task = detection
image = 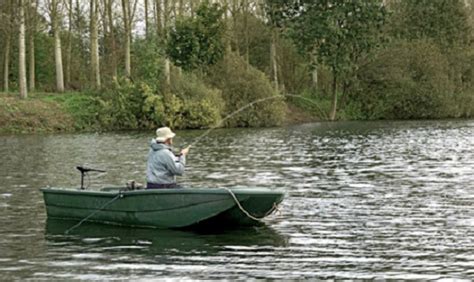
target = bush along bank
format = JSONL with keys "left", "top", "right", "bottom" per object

{"left": 0, "top": 53, "right": 292, "bottom": 134}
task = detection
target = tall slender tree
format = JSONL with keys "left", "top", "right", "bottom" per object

{"left": 65, "top": 0, "right": 72, "bottom": 87}
{"left": 90, "top": 0, "right": 100, "bottom": 87}
{"left": 49, "top": 0, "right": 65, "bottom": 92}
{"left": 19, "top": 0, "right": 28, "bottom": 98}
{"left": 163, "top": 0, "right": 171, "bottom": 86}
{"left": 144, "top": 0, "right": 149, "bottom": 37}
{"left": 2, "top": 0, "right": 13, "bottom": 92}
{"left": 105, "top": 0, "right": 118, "bottom": 78}
{"left": 28, "top": 0, "right": 37, "bottom": 91}
{"left": 121, "top": 0, "right": 138, "bottom": 77}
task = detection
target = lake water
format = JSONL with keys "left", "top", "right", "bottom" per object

{"left": 1, "top": 120, "right": 473, "bottom": 279}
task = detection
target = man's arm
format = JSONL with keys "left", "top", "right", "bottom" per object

{"left": 164, "top": 151, "right": 185, "bottom": 176}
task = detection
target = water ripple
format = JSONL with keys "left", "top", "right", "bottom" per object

{"left": 0, "top": 120, "right": 473, "bottom": 279}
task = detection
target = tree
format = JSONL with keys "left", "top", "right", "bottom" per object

{"left": 48, "top": 0, "right": 65, "bottom": 92}
{"left": 166, "top": 1, "right": 225, "bottom": 71}
{"left": 1, "top": 0, "right": 13, "bottom": 92}
{"left": 388, "top": 0, "right": 472, "bottom": 50}
{"left": 282, "top": 0, "right": 386, "bottom": 120}
{"left": 19, "top": 0, "right": 28, "bottom": 98}
{"left": 90, "top": 0, "right": 100, "bottom": 88}
{"left": 121, "top": 0, "right": 138, "bottom": 77}
{"left": 103, "top": 0, "right": 118, "bottom": 78}
{"left": 28, "top": 0, "right": 37, "bottom": 91}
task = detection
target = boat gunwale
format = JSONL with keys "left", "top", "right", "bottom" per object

{"left": 40, "top": 187, "right": 286, "bottom": 198}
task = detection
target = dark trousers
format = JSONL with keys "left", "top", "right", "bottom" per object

{"left": 146, "top": 182, "right": 180, "bottom": 189}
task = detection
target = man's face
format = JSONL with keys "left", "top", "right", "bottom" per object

{"left": 166, "top": 138, "right": 173, "bottom": 145}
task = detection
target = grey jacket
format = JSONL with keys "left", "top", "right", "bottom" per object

{"left": 146, "top": 139, "right": 186, "bottom": 184}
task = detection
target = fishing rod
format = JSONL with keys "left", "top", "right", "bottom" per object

{"left": 187, "top": 93, "right": 328, "bottom": 148}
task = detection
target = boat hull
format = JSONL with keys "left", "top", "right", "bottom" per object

{"left": 40, "top": 187, "right": 284, "bottom": 229}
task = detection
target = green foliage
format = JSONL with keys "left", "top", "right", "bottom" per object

{"left": 96, "top": 78, "right": 145, "bottom": 129}
{"left": 388, "top": 0, "right": 472, "bottom": 50}
{"left": 43, "top": 92, "right": 101, "bottom": 130}
{"left": 34, "top": 34, "right": 56, "bottom": 90}
{"left": 166, "top": 1, "right": 225, "bottom": 71}
{"left": 284, "top": 0, "right": 387, "bottom": 75}
{"left": 353, "top": 40, "right": 457, "bottom": 119}
{"left": 132, "top": 37, "right": 165, "bottom": 83}
{"left": 92, "top": 73, "right": 223, "bottom": 130}
{"left": 207, "top": 53, "right": 286, "bottom": 127}
{"left": 164, "top": 73, "right": 224, "bottom": 129}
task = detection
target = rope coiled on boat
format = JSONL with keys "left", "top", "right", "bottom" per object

{"left": 222, "top": 188, "right": 280, "bottom": 222}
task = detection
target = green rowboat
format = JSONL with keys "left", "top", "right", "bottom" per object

{"left": 40, "top": 187, "right": 284, "bottom": 229}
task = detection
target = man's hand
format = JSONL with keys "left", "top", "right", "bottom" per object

{"left": 180, "top": 146, "right": 191, "bottom": 156}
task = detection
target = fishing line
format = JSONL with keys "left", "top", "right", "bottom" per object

{"left": 187, "top": 93, "right": 327, "bottom": 148}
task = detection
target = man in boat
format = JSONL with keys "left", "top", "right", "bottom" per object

{"left": 146, "top": 127, "right": 190, "bottom": 189}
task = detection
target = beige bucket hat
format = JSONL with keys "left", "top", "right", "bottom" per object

{"left": 156, "top": 127, "right": 176, "bottom": 142}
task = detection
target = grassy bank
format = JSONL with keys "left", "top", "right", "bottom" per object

{"left": 0, "top": 92, "right": 101, "bottom": 134}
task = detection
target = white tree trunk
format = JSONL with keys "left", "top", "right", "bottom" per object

{"left": 52, "top": 0, "right": 65, "bottom": 92}
{"left": 330, "top": 74, "right": 337, "bottom": 121}
{"left": 164, "top": 58, "right": 171, "bottom": 87}
{"left": 54, "top": 28, "right": 65, "bottom": 92}
{"left": 28, "top": 0, "right": 36, "bottom": 91}
{"left": 312, "top": 68, "right": 318, "bottom": 89}
{"left": 90, "top": 0, "right": 100, "bottom": 87}
{"left": 65, "top": 0, "right": 72, "bottom": 87}
{"left": 3, "top": 34, "right": 10, "bottom": 93}
{"left": 19, "top": 0, "right": 28, "bottom": 99}
{"left": 122, "top": 0, "right": 131, "bottom": 77}
{"left": 270, "top": 31, "right": 279, "bottom": 92}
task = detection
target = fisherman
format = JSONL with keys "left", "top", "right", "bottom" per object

{"left": 146, "top": 127, "right": 190, "bottom": 189}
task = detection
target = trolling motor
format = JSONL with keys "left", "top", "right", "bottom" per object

{"left": 76, "top": 166, "right": 106, "bottom": 190}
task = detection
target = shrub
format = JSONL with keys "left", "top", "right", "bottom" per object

{"left": 97, "top": 78, "right": 145, "bottom": 129}
{"left": 164, "top": 73, "right": 224, "bottom": 129}
{"left": 353, "top": 40, "right": 456, "bottom": 119}
{"left": 206, "top": 53, "right": 287, "bottom": 127}
{"left": 96, "top": 72, "right": 223, "bottom": 130}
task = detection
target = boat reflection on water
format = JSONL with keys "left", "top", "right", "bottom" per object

{"left": 45, "top": 218, "right": 288, "bottom": 255}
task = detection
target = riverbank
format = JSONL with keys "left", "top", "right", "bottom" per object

{"left": 0, "top": 92, "right": 318, "bottom": 134}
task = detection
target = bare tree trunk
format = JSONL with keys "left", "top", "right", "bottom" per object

{"left": 65, "top": 0, "right": 72, "bottom": 88}
{"left": 3, "top": 28, "right": 11, "bottom": 93}
{"left": 122, "top": 0, "right": 131, "bottom": 77}
{"left": 178, "top": 0, "right": 183, "bottom": 16}
{"left": 330, "top": 72, "right": 337, "bottom": 121}
{"left": 90, "top": 0, "right": 100, "bottom": 87}
{"left": 19, "top": 0, "right": 28, "bottom": 99}
{"left": 232, "top": 0, "right": 239, "bottom": 55}
{"left": 223, "top": 0, "right": 231, "bottom": 52}
{"left": 311, "top": 54, "right": 318, "bottom": 91}
{"left": 106, "top": 0, "right": 117, "bottom": 78}
{"left": 312, "top": 68, "right": 318, "bottom": 90}
{"left": 3, "top": 0, "right": 12, "bottom": 93}
{"left": 52, "top": 0, "right": 65, "bottom": 92}
{"left": 28, "top": 0, "right": 36, "bottom": 92}
{"left": 189, "top": 0, "right": 194, "bottom": 18}
{"left": 54, "top": 28, "right": 65, "bottom": 92}
{"left": 153, "top": 0, "right": 162, "bottom": 36}
{"left": 243, "top": 0, "right": 249, "bottom": 64}
{"left": 145, "top": 0, "right": 149, "bottom": 37}
{"left": 163, "top": 0, "right": 170, "bottom": 87}
{"left": 270, "top": 30, "right": 279, "bottom": 92}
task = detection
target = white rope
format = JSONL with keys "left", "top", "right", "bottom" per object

{"left": 222, "top": 188, "right": 279, "bottom": 222}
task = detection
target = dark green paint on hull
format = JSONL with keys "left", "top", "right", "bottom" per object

{"left": 40, "top": 187, "right": 285, "bottom": 229}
